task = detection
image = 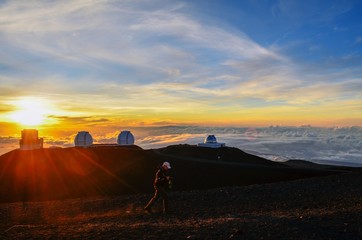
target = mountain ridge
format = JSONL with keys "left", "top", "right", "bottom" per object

{"left": 0, "top": 144, "right": 352, "bottom": 203}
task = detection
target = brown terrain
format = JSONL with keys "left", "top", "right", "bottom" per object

{"left": 0, "top": 145, "right": 361, "bottom": 239}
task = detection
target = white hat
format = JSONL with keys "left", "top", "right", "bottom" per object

{"left": 162, "top": 162, "right": 171, "bottom": 169}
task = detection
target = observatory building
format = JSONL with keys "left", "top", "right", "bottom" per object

{"left": 19, "top": 129, "right": 44, "bottom": 150}
{"left": 117, "top": 130, "right": 135, "bottom": 145}
{"left": 197, "top": 135, "right": 225, "bottom": 148}
{"left": 73, "top": 130, "right": 136, "bottom": 148}
{"left": 74, "top": 131, "right": 93, "bottom": 147}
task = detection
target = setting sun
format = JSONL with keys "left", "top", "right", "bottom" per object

{"left": 9, "top": 98, "right": 52, "bottom": 126}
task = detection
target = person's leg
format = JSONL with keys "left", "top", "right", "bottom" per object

{"left": 144, "top": 186, "right": 159, "bottom": 211}
{"left": 158, "top": 187, "right": 168, "bottom": 213}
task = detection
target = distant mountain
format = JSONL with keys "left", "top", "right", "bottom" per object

{"left": 0, "top": 145, "right": 349, "bottom": 203}
{"left": 285, "top": 159, "right": 361, "bottom": 171}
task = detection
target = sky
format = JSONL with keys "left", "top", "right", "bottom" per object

{"left": 0, "top": 0, "right": 361, "bottom": 162}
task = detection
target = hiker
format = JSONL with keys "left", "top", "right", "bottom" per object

{"left": 144, "top": 161, "right": 172, "bottom": 213}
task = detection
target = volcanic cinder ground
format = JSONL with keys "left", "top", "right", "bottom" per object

{"left": 0, "top": 145, "right": 361, "bottom": 239}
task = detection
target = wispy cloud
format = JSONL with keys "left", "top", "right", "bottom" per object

{"left": 355, "top": 36, "right": 362, "bottom": 44}
{"left": 0, "top": 0, "right": 361, "bottom": 127}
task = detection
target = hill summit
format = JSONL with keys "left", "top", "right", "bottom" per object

{"left": 0, "top": 145, "right": 347, "bottom": 203}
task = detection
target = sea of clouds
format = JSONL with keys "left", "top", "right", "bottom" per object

{"left": 133, "top": 126, "right": 362, "bottom": 167}
{"left": 1, "top": 126, "right": 361, "bottom": 167}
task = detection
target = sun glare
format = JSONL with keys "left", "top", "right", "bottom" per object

{"left": 9, "top": 98, "right": 52, "bottom": 126}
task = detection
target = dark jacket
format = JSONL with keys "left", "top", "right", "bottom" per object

{"left": 154, "top": 167, "right": 169, "bottom": 187}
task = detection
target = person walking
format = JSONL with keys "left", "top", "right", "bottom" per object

{"left": 144, "top": 161, "right": 172, "bottom": 214}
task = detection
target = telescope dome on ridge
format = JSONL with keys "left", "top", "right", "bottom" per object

{"left": 198, "top": 134, "right": 225, "bottom": 148}
{"left": 204, "top": 135, "right": 217, "bottom": 144}
{"left": 117, "top": 130, "right": 135, "bottom": 145}
{"left": 74, "top": 131, "right": 93, "bottom": 147}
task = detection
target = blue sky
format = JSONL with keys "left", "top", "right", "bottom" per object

{"left": 190, "top": 0, "right": 362, "bottom": 68}
{"left": 0, "top": 0, "right": 361, "bottom": 132}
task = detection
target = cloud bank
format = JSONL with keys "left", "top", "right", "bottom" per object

{"left": 134, "top": 126, "right": 362, "bottom": 167}
{"left": 1, "top": 126, "right": 361, "bottom": 167}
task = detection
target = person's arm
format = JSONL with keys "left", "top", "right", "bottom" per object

{"left": 155, "top": 169, "right": 164, "bottom": 184}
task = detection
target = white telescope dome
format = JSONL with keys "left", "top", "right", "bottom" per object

{"left": 204, "top": 135, "right": 217, "bottom": 144}
{"left": 198, "top": 134, "right": 225, "bottom": 148}
{"left": 117, "top": 131, "right": 135, "bottom": 145}
{"left": 74, "top": 131, "right": 93, "bottom": 147}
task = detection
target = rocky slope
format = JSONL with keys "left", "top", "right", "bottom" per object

{"left": 0, "top": 171, "right": 361, "bottom": 239}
